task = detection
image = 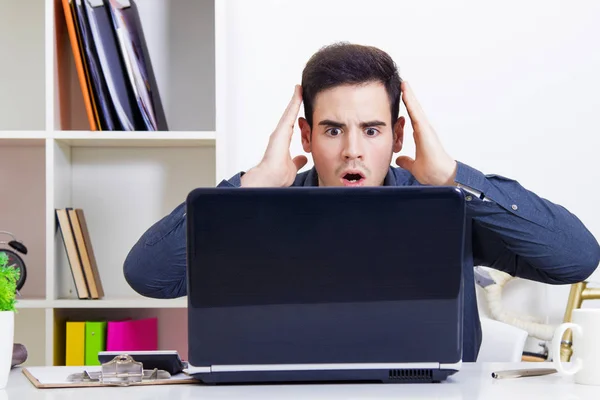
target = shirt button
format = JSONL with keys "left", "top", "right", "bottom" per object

{"left": 512, "top": 204, "right": 518, "bottom": 210}
{"left": 466, "top": 195, "right": 472, "bottom": 201}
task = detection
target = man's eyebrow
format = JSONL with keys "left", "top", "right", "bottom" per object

{"left": 360, "top": 120, "right": 387, "bottom": 128}
{"left": 318, "top": 119, "right": 346, "bottom": 128}
{"left": 317, "top": 120, "right": 387, "bottom": 128}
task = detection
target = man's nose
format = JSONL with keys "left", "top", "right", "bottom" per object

{"left": 341, "top": 131, "right": 364, "bottom": 160}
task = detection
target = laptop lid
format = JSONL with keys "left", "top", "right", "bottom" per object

{"left": 185, "top": 186, "right": 466, "bottom": 379}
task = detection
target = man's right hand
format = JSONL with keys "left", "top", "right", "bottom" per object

{"left": 241, "top": 85, "right": 308, "bottom": 187}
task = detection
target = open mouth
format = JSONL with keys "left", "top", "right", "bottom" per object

{"left": 341, "top": 171, "right": 366, "bottom": 186}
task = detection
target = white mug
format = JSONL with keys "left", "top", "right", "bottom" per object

{"left": 552, "top": 308, "right": 600, "bottom": 385}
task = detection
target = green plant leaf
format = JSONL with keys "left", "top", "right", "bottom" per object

{"left": 0, "top": 251, "right": 20, "bottom": 312}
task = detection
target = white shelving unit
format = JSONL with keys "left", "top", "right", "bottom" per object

{"left": 0, "top": 0, "right": 222, "bottom": 366}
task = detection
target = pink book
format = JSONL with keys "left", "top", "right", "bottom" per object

{"left": 106, "top": 317, "right": 158, "bottom": 352}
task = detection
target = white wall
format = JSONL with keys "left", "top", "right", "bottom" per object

{"left": 219, "top": 0, "right": 600, "bottom": 328}
{"left": 0, "top": 0, "right": 45, "bottom": 130}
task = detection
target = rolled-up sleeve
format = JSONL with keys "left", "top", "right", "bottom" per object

{"left": 123, "top": 201, "right": 188, "bottom": 298}
{"left": 123, "top": 174, "right": 244, "bottom": 298}
{"left": 455, "top": 161, "right": 600, "bottom": 284}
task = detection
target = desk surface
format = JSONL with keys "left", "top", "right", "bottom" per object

{"left": 2, "top": 362, "right": 597, "bottom": 399}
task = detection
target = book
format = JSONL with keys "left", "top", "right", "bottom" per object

{"left": 65, "top": 321, "right": 86, "bottom": 366}
{"left": 105, "top": 0, "right": 168, "bottom": 130}
{"left": 56, "top": 209, "right": 90, "bottom": 299}
{"left": 106, "top": 318, "right": 158, "bottom": 352}
{"left": 83, "top": 0, "right": 141, "bottom": 130}
{"left": 85, "top": 321, "right": 107, "bottom": 365}
{"left": 61, "top": 0, "right": 168, "bottom": 130}
{"left": 74, "top": 0, "right": 119, "bottom": 130}
{"left": 55, "top": 208, "right": 104, "bottom": 300}
{"left": 68, "top": 208, "right": 104, "bottom": 299}
{"left": 60, "top": 0, "right": 100, "bottom": 130}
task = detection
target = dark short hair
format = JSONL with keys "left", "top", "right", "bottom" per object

{"left": 301, "top": 42, "right": 402, "bottom": 127}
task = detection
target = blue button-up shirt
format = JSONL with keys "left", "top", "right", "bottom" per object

{"left": 123, "top": 161, "right": 600, "bottom": 362}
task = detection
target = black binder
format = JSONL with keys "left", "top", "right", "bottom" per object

{"left": 82, "top": 0, "right": 143, "bottom": 130}
{"left": 65, "top": 0, "right": 169, "bottom": 131}
{"left": 73, "top": 0, "right": 118, "bottom": 130}
{"left": 105, "top": 0, "right": 169, "bottom": 131}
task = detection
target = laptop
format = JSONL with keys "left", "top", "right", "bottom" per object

{"left": 184, "top": 186, "right": 467, "bottom": 384}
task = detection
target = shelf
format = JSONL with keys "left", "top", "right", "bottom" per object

{"left": 0, "top": 132, "right": 46, "bottom": 146}
{"left": 16, "top": 298, "right": 187, "bottom": 309}
{"left": 0, "top": 131, "right": 47, "bottom": 139}
{"left": 53, "top": 131, "right": 216, "bottom": 147}
{"left": 0, "top": 132, "right": 217, "bottom": 147}
{"left": 52, "top": 307, "right": 189, "bottom": 363}
{"left": 5, "top": 0, "right": 217, "bottom": 366}
{"left": 15, "top": 299, "right": 50, "bottom": 309}
{"left": 53, "top": 298, "right": 187, "bottom": 308}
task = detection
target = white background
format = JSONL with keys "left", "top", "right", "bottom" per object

{"left": 218, "top": 0, "right": 600, "bottom": 327}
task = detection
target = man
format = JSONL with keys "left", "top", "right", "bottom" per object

{"left": 123, "top": 42, "right": 600, "bottom": 362}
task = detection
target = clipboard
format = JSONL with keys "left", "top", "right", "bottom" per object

{"left": 22, "top": 354, "right": 199, "bottom": 389}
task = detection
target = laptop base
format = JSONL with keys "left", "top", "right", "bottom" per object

{"left": 192, "top": 368, "right": 459, "bottom": 385}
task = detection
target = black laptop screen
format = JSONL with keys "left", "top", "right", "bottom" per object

{"left": 186, "top": 187, "right": 465, "bottom": 309}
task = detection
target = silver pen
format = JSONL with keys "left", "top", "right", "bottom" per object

{"left": 491, "top": 368, "right": 557, "bottom": 379}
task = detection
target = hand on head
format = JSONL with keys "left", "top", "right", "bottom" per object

{"left": 241, "top": 85, "right": 308, "bottom": 187}
{"left": 241, "top": 81, "right": 457, "bottom": 188}
{"left": 395, "top": 81, "right": 457, "bottom": 186}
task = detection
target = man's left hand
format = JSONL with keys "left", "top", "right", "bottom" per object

{"left": 395, "top": 81, "right": 457, "bottom": 186}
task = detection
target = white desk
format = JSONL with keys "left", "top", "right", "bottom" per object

{"left": 1, "top": 362, "right": 597, "bottom": 399}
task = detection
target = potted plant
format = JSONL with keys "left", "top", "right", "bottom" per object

{"left": 0, "top": 251, "right": 19, "bottom": 389}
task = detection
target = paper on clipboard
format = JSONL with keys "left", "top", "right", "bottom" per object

{"left": 22, "top": 366, "right": 198, "bottom": 389}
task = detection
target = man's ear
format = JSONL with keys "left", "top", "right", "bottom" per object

{"left": 299, "top": 117, "right": 312, "bottom": 153}
{"left": 392, "top": 116, "right": 405, "bottom": 153}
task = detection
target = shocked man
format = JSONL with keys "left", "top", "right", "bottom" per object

{"left": 123, "top": 42, "right": 600, "bottom": 362}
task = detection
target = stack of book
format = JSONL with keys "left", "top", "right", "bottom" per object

{"left": 61, "top": 0, "right": 168, "bottom": 131}
{"left": 65, "top": 317, "right": 158, "bottom": 366}
{"left": 55, "top": 208, "right": 104, "bottom": 299}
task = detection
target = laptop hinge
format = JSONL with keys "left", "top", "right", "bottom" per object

{"left": 209, "top": 362, "right": 441, "bottom": 373}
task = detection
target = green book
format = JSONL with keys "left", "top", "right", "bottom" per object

{"left": 84, "top": 321, "right": 107, "bottom": 366}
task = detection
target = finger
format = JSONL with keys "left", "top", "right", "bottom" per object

{"left": 292, "top": 155, "right": 308, "bottom": 171}
{"left": 276, "top": 85, "right": 303, "bottom": 133}
{"left": 401, "top": 81, "right": 429, "bottom": 128}
{"left": 395, "top": 155, "right": 415, "bottom": 172}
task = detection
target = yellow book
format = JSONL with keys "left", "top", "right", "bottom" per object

{"left": 65, "top": 321, "right": 85, "bottom": 366}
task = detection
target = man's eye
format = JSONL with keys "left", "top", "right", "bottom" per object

{"left": 327, "top": 128, "right": 342, "bottom": 136}
{"left": 366, "top": 128, "right": 379, "bottom": 136}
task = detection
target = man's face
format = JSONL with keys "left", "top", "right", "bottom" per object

{"left": 299, "top": 81, "right": 404, "bottom": 187}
